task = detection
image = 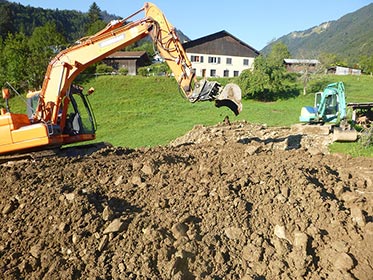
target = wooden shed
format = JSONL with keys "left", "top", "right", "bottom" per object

{"left": 284, "top": 59, "right": 320, "bottom": 73}
{"left": 103, "top": 51, "right": 151, "bottom": 75}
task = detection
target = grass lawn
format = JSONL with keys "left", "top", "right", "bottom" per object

{"left": 4, "top": 74, "right": 373, "bottom": 157}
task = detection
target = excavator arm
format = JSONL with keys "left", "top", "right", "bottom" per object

{"left": 35, "top": 2, "right": 241, "bottom": 125}
{"left": 0, "top": 2, "right": 242, "bottom": 155}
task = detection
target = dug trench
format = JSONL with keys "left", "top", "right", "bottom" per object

{"left": 0, "top": 121, "right": 372, "bottom": 279}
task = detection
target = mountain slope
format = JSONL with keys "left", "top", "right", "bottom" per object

{"left": 1, "top": 0, "right": 189, "bottom": 44}
{"left": 261, "top": 3, "right": 373, "bottom": 60}
{"left": 0, "top": 0, "right": 89, "bottom": 41}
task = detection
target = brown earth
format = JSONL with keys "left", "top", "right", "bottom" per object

{"left": 0, "top": 121, "right": 372, "bottom": 280}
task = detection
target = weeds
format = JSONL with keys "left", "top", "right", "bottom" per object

{"left": 359, "top": 126, "right": 373, "bottom": 148}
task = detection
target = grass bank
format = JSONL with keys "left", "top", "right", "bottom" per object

{"left": 5, "top": 74, "right": 373, "bottom": 156}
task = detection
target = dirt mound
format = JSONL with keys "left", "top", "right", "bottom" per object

{"left": 1, "top": 121, "right": 372, "bottom": 279}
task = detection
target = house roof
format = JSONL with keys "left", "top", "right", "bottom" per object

{"left": 106, "top": 51, "right": 148, "bottom": 59}
{"left": 284, "top": 59, "right": 320, "bottom": 64}
{"left": 182, "top": 30, "right": 260, "bottom": 57}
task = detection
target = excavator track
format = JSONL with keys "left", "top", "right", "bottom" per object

{"left": 0, "top": 142, "right": 112, "bottom": 165}
{"left": 0, "top": 149, "right": 59, "bottom": 165}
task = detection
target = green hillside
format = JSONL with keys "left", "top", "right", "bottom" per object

{"left": 262, "top": 3, "right": 373, "bottom": 62}
{"left": 6, "top": 75, "right": 373, "bottom": 157}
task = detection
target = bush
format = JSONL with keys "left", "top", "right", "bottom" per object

{"left": 96, "top": 63, "right": 113, "bottom": 74}
{"left": 118, "top": 67, "right": 129, "bottom": 75}
{"left": 137, "top": 66, "right": 150, "bottom": 76}
{"left": 307, "top": 77, "right": 332, "bottom": 94}
{"left": 359, "top": 126, "right": 373, "bottom": 148}
{"left": 137, "top": 62, "right": 171, "bottom": 77}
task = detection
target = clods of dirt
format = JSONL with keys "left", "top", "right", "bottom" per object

{"left": 0, "top": 121, "right": 372, "bottom": 279}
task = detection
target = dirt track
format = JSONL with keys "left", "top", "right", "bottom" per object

{"left": 1, "top": 121, "right": 372, "bottom": 279}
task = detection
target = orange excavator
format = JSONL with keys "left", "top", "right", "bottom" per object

{"left": 0, "top": 2, "right": 242, "bottom": 155}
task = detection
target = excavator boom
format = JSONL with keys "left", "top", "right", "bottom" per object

{"left": 0, "top": 2, "right": 242, "bottom": 155}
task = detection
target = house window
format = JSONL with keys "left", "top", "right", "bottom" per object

{"left": 208, "top": 56, "right": 221, "bottom": 64}
{"left": 191, "top": 55, "right": 203, "bottom": 63}
{"left": 233, "top": 71, "right": 239, "bottom": 77}
{"left": 223, "top": 70, "right": 229, "bottom": 77}
{"left": 210, "top": 69, "right": 216, "bottom": 77}
{"left": 226, "top": 58, "right": 232, "bottom": 65}
{"left": 243, "top": 59, "right": 249, "bottom": 66}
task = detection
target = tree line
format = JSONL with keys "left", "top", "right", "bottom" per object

{"left": 0, "top": 1, "right": 111, "bottom": 93}
{"left": 0, "top": 1, "right": 158, "bottom": 94}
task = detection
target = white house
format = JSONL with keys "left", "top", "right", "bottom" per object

{"left": 182, "top": 30, "right": 260, "bottom": 78}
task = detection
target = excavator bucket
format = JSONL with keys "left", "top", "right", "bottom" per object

{"left": 215, "top": 83, "right": 242, "bottom": 116}
{"left": 332, "top": 126, "right": 358, "bottom": 142}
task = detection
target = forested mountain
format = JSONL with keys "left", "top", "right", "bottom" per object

{"left": 0, "top": 0, "right": 91, "bottom": 41}
{"left": 0, "top": 0, "right": 189, "bottom": 43}
{"left": 261, "top": 3, "right": 373, "bottom": 63}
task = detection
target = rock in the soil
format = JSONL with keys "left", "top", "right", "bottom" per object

{"left": 350, "top": 206, "right": 366, "bottom": 227}
{"left": 102, "top": 205, "right": 113, "bottom": 221}
{"left": 171, "top": 222, "right": 189, "bottom": 239}
{"left": 103, "top": 219, "right": 125, "bottom": 234}
{"left": 293, "top": 231, "right": 308, "bottom": 250}
{"left": 334, "top": 252, "right": 355, "bottom": 271}
{"left": 224, "top": 227, "right": 244, "bottom": 240}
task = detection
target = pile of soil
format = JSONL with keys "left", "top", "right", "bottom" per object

{"left": 1, "top": 121, "right": 372, "bottom": 279}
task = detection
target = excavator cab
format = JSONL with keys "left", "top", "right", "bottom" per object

{"left": 26, "top": 85, "right": 96, "bottom": 137}
{"left": 300, "top": 82, "right": 345, "bottom": 123}
{"left": 314, "top": 90, "right": 339, "bottom": 122}
{"left": 63, "top": 85, "right": 96, "bottom": 136}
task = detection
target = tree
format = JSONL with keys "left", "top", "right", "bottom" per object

{"left": 85, "top": 20, "right": 107, "bottom": 36}
{"left": 1, "top": 32, "right": 30, "bottom": 90}
{"left": 359, "top": 55, "right": 373, "bottom": 74}
{"left": 0, "top": 37, "right": 5, "bottom": 85}
{"left": 87, "top": 2, "right": 102, "bottom": 24}
{"left": 96, "top": 63, "right": 113, "bottom": 74}
{"left": 267, "top": 42, "right": 291, "bottom": 67}
{"left": 295, "top": 50, "right": 324, "bottom": 95}
{"left": 238, "top": 43, "right": 297, "bottom": 101}
{"left": 27, "top": 22, "right": 65, "bottom": 88}
{"left": 85, "top": 2, "right": 106, "bottom": 35}
{"left": 0, "top": 3, "right": 14, "bottom": 39}
{"left": 318, "top": 52, "right": 338, "bottom": 69}
{"left": 130, "top": 41, "right": 156, "bottom": 59}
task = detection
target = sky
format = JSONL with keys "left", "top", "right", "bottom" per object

{"left": 14, "top": 0, "right": 372, "bottom": 50}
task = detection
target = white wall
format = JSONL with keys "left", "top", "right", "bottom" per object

{"left": 187, "top": 52, "right": 255, "bottom": 78}
{"left": 335, "top": 66, "right": 361, "bottom": 76}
